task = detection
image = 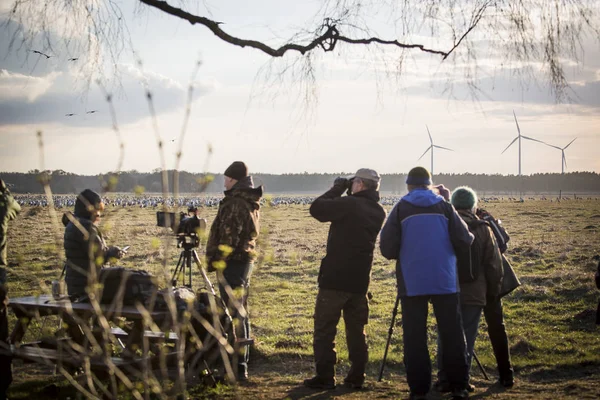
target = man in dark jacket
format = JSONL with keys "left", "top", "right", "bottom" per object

{"left": 206, "top": 161, "right": 262, "bottom": 381}
{"left": 303, "top": 168, "right": 386, "bottom": 390}
{"left": 0, "top": 179, "right": 21, "bottom": 400}
{"left": 436, "top": 187, "right": 503, "bottom": 393}
{"left": 380, "top": 167, "right": 473, "bottom": 400}
{"left": 64, "top": 189, "right": 123, "bottom": 299}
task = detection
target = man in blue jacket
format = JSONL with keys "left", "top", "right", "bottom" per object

{"left": 380, "top": 167, "right": 474, "bottom": 400}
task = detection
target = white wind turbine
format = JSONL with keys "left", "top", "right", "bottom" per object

{"left": 417, "top": 125, "right": 453, "bottom": 177}
{"left": 544, "top": 138, "right": 577, "bottom": 174}
{"left": 501, "top": 111, "right": 549, "bottom": 176}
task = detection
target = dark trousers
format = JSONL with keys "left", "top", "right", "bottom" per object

{"left": 483, "top": 298, "right": 513, "bottom": 381}
{"left": 401, "top": 293, "right": 468, "bottom": 395}
{"left": 313, "top": 289, "right": 369, "bottom": 384}
{"left": 0, "top": 268, "right": 12, "bottom": 400}
{"left": 218, "top": 260, "right": 253, "bottom": 374}
{"left": 437, "top": 305, "right": 483, "bottom": 383}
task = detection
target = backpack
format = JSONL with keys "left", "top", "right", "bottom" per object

{"left": 456, "top": 219, "right": 488, "bottom": 284}
{"left": 98, "top": 267, "right": 158, "bottom": 306}
{"left": 476, "top": 208, "right": 510, "bottom": 254}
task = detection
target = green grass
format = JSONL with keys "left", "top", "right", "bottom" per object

{"left": 4, "top": 199, "right": 600, "bottom": 399}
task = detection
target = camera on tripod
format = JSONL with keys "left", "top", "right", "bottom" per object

{"left": 156, "top": 209, "right": 207, "bottom": 249}
{"left": 156, "top": 208, "right": 208, "bottom": 288}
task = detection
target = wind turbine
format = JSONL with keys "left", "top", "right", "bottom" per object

{"left": 501, "top": 111, "right": 549, "bottom": 176}
{"left": 417, "top": 125, "right": 453, "bottom": 177}
{"left": 544, "top": 138, "right": 577, "bottom": 174}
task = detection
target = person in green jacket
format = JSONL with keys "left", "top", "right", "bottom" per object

{"left": 0, "top": 178, "right": 21, "bottom": 400}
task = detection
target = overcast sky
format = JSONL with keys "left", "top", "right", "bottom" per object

{"left": 0, "top": 1, "right": 599, "bottom": 178}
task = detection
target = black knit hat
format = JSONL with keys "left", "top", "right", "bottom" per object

{"left": 74, "top": 189, "right": 104, "bottom": 218}
{"left": 406, "top": 166, "right": 432, "bottom": 185}
{"left": 224, "top": 161, "right": 248, "bottom": 181}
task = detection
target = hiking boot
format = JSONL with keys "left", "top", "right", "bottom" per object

{"left": 303, "top": 376, "right": 335, "bottom": 390}
{"left": 435, "top": 381, "right": 474, "bottom": 394}
{"left": 237, "top": 365, "right": 248, "bottom": 381}
{"left": 499, "top": 377, "right": 514, "bottom": 388}
{"left": 433, "top": 380, "right": 451, "bottom": 393}
{"left": 451, "top": 388, "right": 469, "bottom": 399}
{"left": 343, "top": 379, "right": 364, "bottom": 390}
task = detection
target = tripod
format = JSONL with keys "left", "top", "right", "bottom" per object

{"left": 172, "top": 245, "right": 198, "bottom": 288}
{"left": 171, "top": 234, "right": 216, "bottom": 295}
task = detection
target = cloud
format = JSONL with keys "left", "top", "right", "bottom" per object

{"left": 0, "top": 63, "right": 217, "bottom": 127}
{"left": 0, "top": 69, "right": 61, "bottom": 102}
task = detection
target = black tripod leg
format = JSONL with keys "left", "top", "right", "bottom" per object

{"left": 378, "top": 293, "right": 401, "bottom": 382}
{"left": 186, "top": 251, "right": 193, "bottom": 288}
{"left": 473, "top": 350, "right": 489, "bottom": 380}
{"left": 172, "top": 251, "right": 186, "bottom": 286}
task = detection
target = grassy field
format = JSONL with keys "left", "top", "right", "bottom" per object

{"left": 4, "top": 198, "right": 600, "bottom": 399}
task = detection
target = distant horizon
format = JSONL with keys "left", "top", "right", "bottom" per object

{"left": 2, "top": 169, "right": 599, "bottom": 177}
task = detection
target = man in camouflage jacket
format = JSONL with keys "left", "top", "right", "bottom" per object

{"left": 206, "top": 161, "right": 262, "bottom": 380}
{"left": 0, "top": 178, "right": 21, "bottom": 400}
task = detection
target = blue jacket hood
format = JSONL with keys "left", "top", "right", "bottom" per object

{"left": 402, "top": 188, "right": 444, "bottom": 207}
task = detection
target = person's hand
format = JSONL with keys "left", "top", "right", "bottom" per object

{"left": 106, "top": 246, "right": 124, "bottom": 259}
{"left": 334, "top": 177, "right": 349, "bottom": 188}
{"left": 434, "top": 184, "right": 450, "bottom": 201}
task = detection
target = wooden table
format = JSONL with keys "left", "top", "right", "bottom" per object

{"left": 8, "top": 293, "right": 252, "bottom": 384}
{"left": 8, "top": 295, "right": 180, "bottom": 373}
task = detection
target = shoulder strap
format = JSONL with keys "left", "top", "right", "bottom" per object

{"left": 59, "top": 262, "right": 67, "bottom": 279}
{"left": 467, "top": 219, "right": 488, "bottom": 230}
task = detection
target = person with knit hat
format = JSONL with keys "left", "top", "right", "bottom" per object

{"left": 206, "top": 161, "right": 263, "bottom": 381}
{"left": 63, "top": 189, "right": 124, "bottom": 299}
{"left": 303, "top": 168, "right": 386, "bottom": 390}
{"left": 435, "top": 186, "right": 503, "bottom": 394}
{"left": 380, "top": 166, "right": 474, "bottom": 400}
{"left": 0, "top": 178, "right": 21, "bottom": 400}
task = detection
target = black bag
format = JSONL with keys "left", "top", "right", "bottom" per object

{"left": 476, "top": 208, "right": 510, "bottom": 254}
{"left": 499, "top": 254, "right": 521, "bottom": 297}
{"left": 98, "top": 267, "right": 157, "bottom": 306}
{"left": 456, "top": 219, "right": 488, "bottom": 284}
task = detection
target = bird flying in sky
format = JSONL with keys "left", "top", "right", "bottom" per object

{"left": 31, "top": 50, "right": 51, "bottom": 59}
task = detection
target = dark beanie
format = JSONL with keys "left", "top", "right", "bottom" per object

{"left": 224, "top": 161, "right": 248, "bottom": 181}
{"left": 406, "top": 166, "right": 432, "bottom": 185}
{"left": 74, "top": 189, "right": 103, "bottom": 218}
{"left": 451, "top": 186, "right": 478, "bottom": 210}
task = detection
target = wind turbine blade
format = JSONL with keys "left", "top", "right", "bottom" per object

{"left": 521, "top": 135, "right": 549, "bottom": 145}
{"left": 513, "top": 111, "right": 521, "bottom": 137}
{"left": 563, "top": 137, "right": 577, "bottom": 149}
{"left": 545, "top": 143, "right": 562, "bottom": 150}
{"left": 501, "top": 137, "right": 518, "bottom": 154}
{"left": 433, "top": 145, "right": 454, "bottom": 151}
{"left": 426, "top": 125, "right": 433, "bottom": 145}
{"left": 417, "top": 146, "right": 432, "bottom": 161}
{"left": 563, "top": 152, "right": 567, "bottom": 169}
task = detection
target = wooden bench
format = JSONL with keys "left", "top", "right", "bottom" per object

{"left": 107, "top": 327, "right": 253, "bottom": 346}
{"left": 11, "top": 344, "right": 180, "bottom": 371}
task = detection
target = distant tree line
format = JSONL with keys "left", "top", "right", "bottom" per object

{"left": 1, "top": 170, "right": 599, "bottom": 195}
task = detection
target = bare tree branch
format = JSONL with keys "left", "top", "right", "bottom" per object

{"left": 139, "top": 0, "right": 470, "bottom": 58}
